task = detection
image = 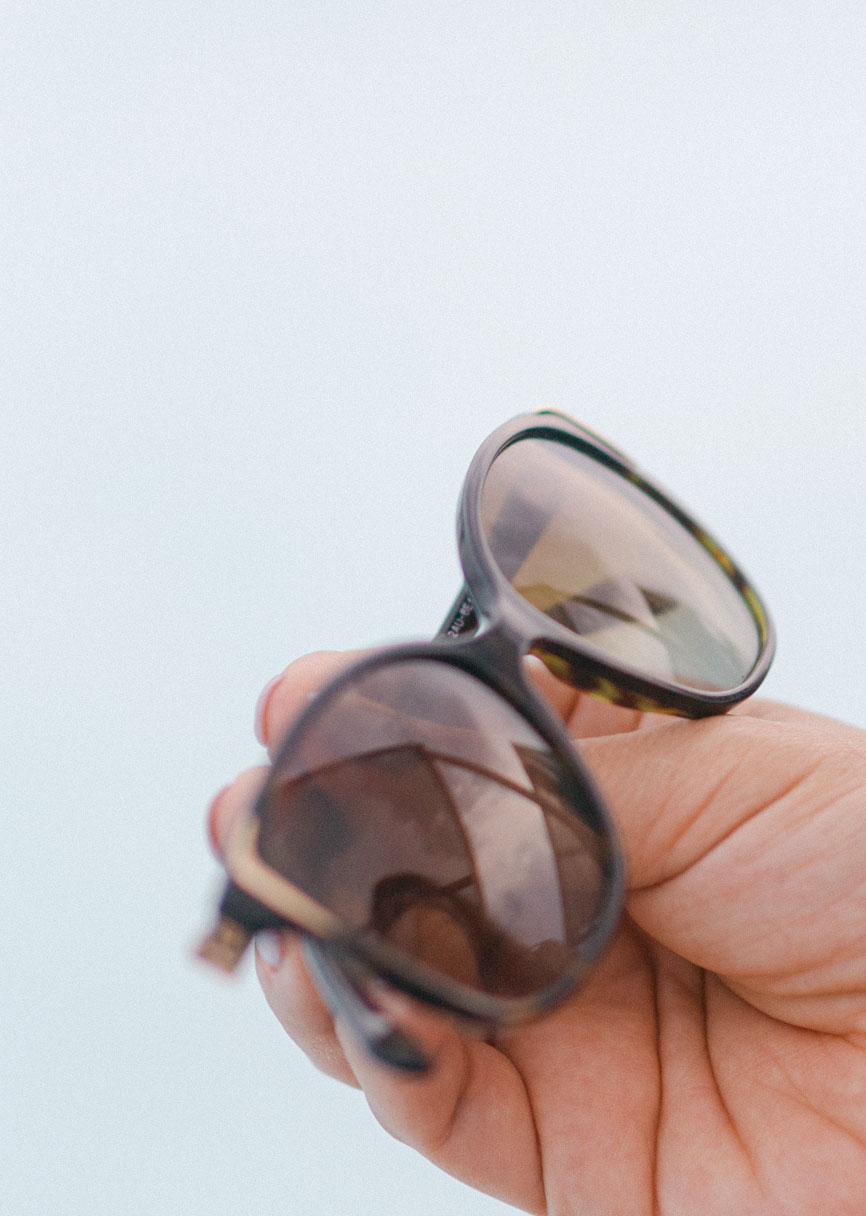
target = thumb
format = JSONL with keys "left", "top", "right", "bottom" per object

{"left": 580, "top": 712, "right": 813, "bottom": 892}
{"left": 579, "top": 713, "right": 866, "bottom": 1027}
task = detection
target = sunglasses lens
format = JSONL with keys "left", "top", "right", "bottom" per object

{"left": 256, "top": 659, "right": 614, "bottom": 999}
{"left": 480, "top": 436, "right": 761, "bottom": 692}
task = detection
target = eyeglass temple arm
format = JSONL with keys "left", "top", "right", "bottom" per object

{"left": 196, "top": 881, "right": 286, "bottom": 971}
{"left": 197, "top": 885, "right": 431, "bottom": 1075}
{"left": 438, "top": 585, "right": 479, "bottom": 640}
{"left": 301, "top": 938, "right": 431, "bottom": 1075}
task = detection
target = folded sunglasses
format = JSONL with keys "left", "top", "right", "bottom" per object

{"left": 198, "top": 409, "right": 774, "bottom": 1072}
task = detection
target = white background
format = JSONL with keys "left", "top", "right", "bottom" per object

{"left": 3, "top": 4, "right": 865, "bottom": 1214}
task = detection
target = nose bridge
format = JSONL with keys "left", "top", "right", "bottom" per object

{"left": 458, "top": 620, "right": 528, "bottom": 703}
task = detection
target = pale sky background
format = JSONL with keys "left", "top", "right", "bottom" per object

{"left": 3, "top": 4, "right": 866, "bottom": 1214}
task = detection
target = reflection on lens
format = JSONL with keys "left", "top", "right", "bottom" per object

{"left": 256, "top": 660, "right": 612, "bottom": 998}
{"left": 480, "top": 437, "right": 761, "bottom": 692}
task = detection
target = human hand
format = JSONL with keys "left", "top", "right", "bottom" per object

{"left": 207, "top": 651, "right": 866, "bottom": 1215}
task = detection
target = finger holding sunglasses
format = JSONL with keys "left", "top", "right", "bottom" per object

{"left": 255, "top": 650, "right": 365, "bottom": 755}
{"left": 255, "top": 929, "right": 362, "bottom": 1087}
{"left": 211, "top": 769, "right": 486, "bottom": 1090}
{"left": 326, "top": 964, "right": 549, "bottom": 1214}
{"left": 255, "top": 647, "right": 660, "bottom": 762}
{"left": 223, "top": 682, "right": 866, "bottom": 1213}
{"left": 207, "top": 770, "right": 550, "bottom": 1211}
{"left": 208, "top": 775, "right": 360, "bottom": 1086}
{"left": 211, "top": 763, "right": 536, "bottom": 1054}
{"left": 235, "top": 660, "right": 866, "bottom": 1038}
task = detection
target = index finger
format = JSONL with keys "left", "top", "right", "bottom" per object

{"left": 256, "top": 647, "right": 660, "bottom": 759}
{"left": 256, "top": 650, "right": 365, "bottom": 756}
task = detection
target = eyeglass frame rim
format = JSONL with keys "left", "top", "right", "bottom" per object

{"left": 452, "top": 410, "right": 775, "bottom": 718}
{"left": 222, "top": 635, "right": 626, "bottom": 1026}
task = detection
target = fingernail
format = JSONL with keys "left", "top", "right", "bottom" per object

{"left": 255, "top": 930, "right": 284, "bottom": 969}
{"left": 254, "top": 674, "right": 283, "bottom": 746}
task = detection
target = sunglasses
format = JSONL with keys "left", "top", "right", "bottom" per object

{"left": 198, "top": 409, "right": 774, "bottom": 1072}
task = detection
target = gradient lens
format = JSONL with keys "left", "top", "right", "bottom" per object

{"left": 256, "top": 659, "right": 613, "bottom": 998}
{"left": 480, "top": 437, "right": 761, "bottom": 692}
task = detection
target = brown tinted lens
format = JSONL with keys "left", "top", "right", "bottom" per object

{"left": 480, "top": 437, "right": 760, "bottom": 692}
{"left": 257, "top": 660, "right": 611, "bottom": 998}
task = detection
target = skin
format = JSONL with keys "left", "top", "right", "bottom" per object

{"left": 207, "top": 650, "right": 866, "bottom": 1216}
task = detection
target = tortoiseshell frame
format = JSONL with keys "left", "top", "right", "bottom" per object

{"left": 200, "top": 408, "right": 774, "bottom": 1048}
